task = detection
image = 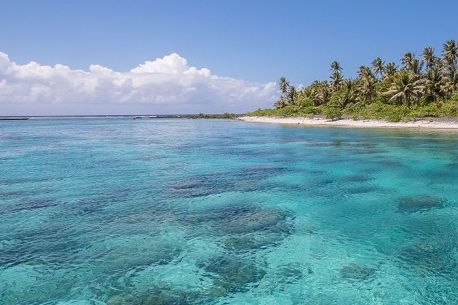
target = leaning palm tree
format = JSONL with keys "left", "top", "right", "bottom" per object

{"left": 383, "top": 71, "right": 425, "bottom": 108}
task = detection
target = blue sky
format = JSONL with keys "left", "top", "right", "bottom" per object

{"left": 1, "top": 0, "right": 457, "bottom": 115}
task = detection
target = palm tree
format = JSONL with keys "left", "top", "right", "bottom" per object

{"left": 442, "top": 40, "right": 457, "bottom": 72}
{"left": 330, "top": 61, "right": 342, "bottom": 73}
{"left": 309, "top": 81, "right": 330, "bottom": 106}
{"left": 401, "top": 52, "right": 415, "bottom": 70}
{"left": 330, "top": 79, "right": 357, "bottom": 109}
{"left": 384, "top": 62, "right": 398, "bottom": 78}
{"left": 357, "top": 65, "right": 373, "bottom": 79}
{"left": 278, "top": 77, "right": 290, "bottom": 98}
{"left": 274, "top": 99, "right": 287, "bottom": 109}
{"left": 372, "top": 57, "right": 385, "bottom": 80}
{"left": 356, "top": 72, "right": 377, "bottom": 104}
{"left": 422, "top": 47, "right": 438, "bottom": 71}
{"left": 383, "top": 71, "right": 425, "bottom": 108}
{"left": 401, "top": 52, "right": 423, "bottom": 74}
{"left": 287, "top": 85, "right": 298, "bottom": 106}
{"left": 330, "top": 61, "right": 344, "bottom": 91}
{"left": 442, "top": 40, "right": 458, "bottom": 96}
{"left": 443, "top": 73, "right": 458, "bottom": 98}
{"left": 423, "top": 67, "right": 445, "bottom": 102}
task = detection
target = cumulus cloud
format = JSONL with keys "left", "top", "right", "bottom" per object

{"left": 0, "top": 52, "right": 277, "bottom": 115}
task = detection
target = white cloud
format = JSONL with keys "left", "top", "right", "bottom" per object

{"left": 0, "top": 52, "right": 277, "bottom": 115}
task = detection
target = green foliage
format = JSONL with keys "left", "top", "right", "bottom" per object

{"left": 323, "top": 107, "right": 342, "bottom": 120}
{"left": 451, "top": 91, "right": 458, "bottom": 101}
{"left": 247, "top": 105, "right": 322, "bottom": 117}
{"left": 409, "top": 104, "right": 441, "bottom": 118}
{"left": 441, "top": 101, "right": 458, "bottom": 116}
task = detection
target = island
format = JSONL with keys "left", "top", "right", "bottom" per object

{"left": 245, "top": 40, "right": 458, "bottom": 125}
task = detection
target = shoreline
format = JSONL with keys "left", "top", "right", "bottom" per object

{"left": 239, "top": 116, "right": 458, "bottom": 130}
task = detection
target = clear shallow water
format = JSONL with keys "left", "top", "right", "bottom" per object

{"left": 1, "top": 118, "right": 458, "bottom": 305}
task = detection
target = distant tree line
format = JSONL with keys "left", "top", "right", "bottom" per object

{"left": 250, "top": 40, "right": 458, "bottom": 121}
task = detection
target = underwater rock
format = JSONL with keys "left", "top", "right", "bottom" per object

{"left": 80, "top": 235, "right": 181, "bottom": 274}
{"left": 107, "top": 294, "right": 128, "bottom": 305}
{"left": 344, "top": 185, "right": 378, "bottom": 194}
{"left": 222, "top": 232, "right": 285, "bottom": 253}
{"left": 275, "top": 263, "right": 305, "bottom": 284}
{"left": 197, "top": 255, "right": 266, "bottom": 293}
{"left": 342, "top": 174, "right": 372, "bottom": 183}
{"left": 169, "top": 180, "right": 203, "bottom": 190}
{"left": 6, "top": 199, "right": 57, "bottom": 214}
{"left": 398, "top": 242, "right": 456, "bottom": 273}
{"left": 186, "top": 204, "right": 292, "bottom": 254}
{"left": 237, "top": 166, "right": 286, "bottom": 181}
{"left": 397, "top": 217, "right": 458, "bottom": 274}
{"left": 190, "top": 204, "right": 292, "bottom": 235}
{"left": 140, "top": 286, "right": 205, "bottom": 305}
{"left": 397, "top": 195, "right": 445, "bottom": 212}
{"left": 168, "top": 177, "right": 220, "bottom": 198}
{"left": 218, "top": 206, "right": 291, "bottom": 235}
{"left": 0, "top": 264, "right": 74, "bottom": 304}
{"left": 339, "top": 263, "right": 376, "bottom": 281}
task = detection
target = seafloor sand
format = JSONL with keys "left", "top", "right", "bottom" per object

{"left": 240, "top": 116, "right": 458, "bottom": 130}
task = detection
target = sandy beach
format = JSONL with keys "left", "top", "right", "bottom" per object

{"left": 239, "top": 116, "right": 458, "bottom": 130}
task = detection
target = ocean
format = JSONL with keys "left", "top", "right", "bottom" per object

{"left": 1, "top": 118, "right": 458, "bottom": 305}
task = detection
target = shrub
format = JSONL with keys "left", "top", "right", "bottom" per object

{"left": 324, "top": 107, "right": 342, "bottom": 120}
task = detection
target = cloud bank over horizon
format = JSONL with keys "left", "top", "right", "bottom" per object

{"left": 0, "top": 52, "right": 277, "bottom": 116}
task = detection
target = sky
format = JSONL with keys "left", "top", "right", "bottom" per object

{"left": 1, "top": 0, "right": 457, "bottom": 116}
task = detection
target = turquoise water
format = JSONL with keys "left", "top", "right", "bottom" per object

{"left": 1, "top": 118, "right": 458, "bottom": 305}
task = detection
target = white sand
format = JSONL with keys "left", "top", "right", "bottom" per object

{"left": 239, "top": 116, "right": 458, "bottom": 130}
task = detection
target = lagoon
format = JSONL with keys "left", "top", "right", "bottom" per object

{"left": 1, "top": 118, "right": 458, "bottom": 304}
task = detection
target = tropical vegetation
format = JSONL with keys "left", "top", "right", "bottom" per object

{"left": 248, "top": 40, "right": 458, "bottom": 121}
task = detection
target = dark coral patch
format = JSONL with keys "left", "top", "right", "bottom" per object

{"left": 197, "top": 255, "right": 266, "bottom": 293}
{"left": 340, "top": 263, "right": 376, "bottom": 281}
{"left": 397, "top": 195, "right": 445, "bottom": 213}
